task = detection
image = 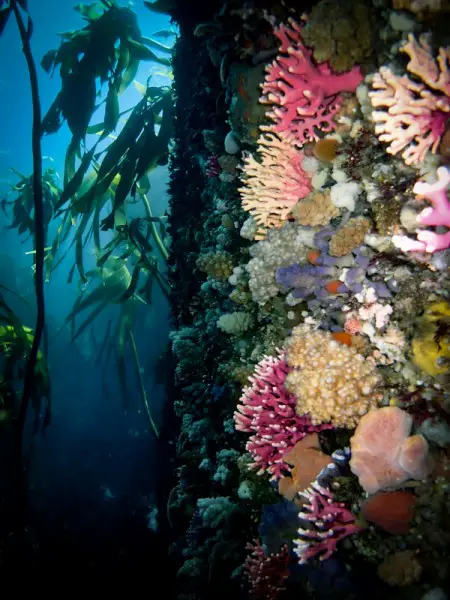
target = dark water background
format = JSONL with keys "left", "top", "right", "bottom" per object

{"left": 0, "top": 0, "right": 174, "bottom": 581}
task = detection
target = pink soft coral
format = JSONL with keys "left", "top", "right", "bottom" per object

{"left": 234, "top": 350, "right": 332, "bottom": 480}
{"left": 393, "top": 166, "right": 450, "bottom": 252}
{"left": 259, "top": 17, "right": 363, "bottom": 146}
{"left": 350, "top": 406, "right": 432, "bottom": 494}
{"left": 369, "top": 35, "right": 450, "bottom": 165}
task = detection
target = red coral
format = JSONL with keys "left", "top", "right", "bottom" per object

{"left": 244, "top": 539, "right": 290, "bottom": 599}
{"left": 260, "top": 18, "right": 362, "bottom": 146}
{"left": 234, "top": 351, "right": 332, "bottom": 480}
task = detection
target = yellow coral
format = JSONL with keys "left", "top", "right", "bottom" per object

{"left": 285, "top": 325, "right": 382, "bottom": 428}
{"left": 412, "top": 301, "right": 450, "bottom": 376}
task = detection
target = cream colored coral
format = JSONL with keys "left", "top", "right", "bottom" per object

{"left": 329, "top": 217, "right": 370, "bottom": 256}
{"left": 285, "top": 325, "right": 382, "bottom": 428}
{"left": 292, "top": 190, "right": 340, "bottom": 227}
{"left": 238, "top": 133, "right": 311, "bottom": 238}
{"left": 217, "top": 311, "right": 254, "bottom": 335}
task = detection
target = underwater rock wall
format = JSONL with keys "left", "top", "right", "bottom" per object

{"left": 166, "top": 1, "right": 450, "bottom": 599}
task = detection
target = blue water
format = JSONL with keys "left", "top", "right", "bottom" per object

{"left": 0, "top": 0, "right": 174, "bottom": 578}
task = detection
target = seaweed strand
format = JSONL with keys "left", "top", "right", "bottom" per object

{"left": 12, "top": 1, "right": 46, "bottom": 452}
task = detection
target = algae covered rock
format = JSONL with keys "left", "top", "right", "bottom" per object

{"left": 301, "top": 0, "right": 376, "bottom": 73}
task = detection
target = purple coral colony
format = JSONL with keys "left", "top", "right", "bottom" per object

{"left": 168, "top": 0, "right": 450, "bottom": 598}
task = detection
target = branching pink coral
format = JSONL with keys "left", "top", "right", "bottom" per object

{"left": 234, "top": 350, "right": 332, "bottom": 480}
{"left": 238, "top": 133, "right": 312, "bottom": 239}
{"left": 369, "top": 35, "right": 450, "bottom": 165}
{"left": 393, "top": 166, "right": 450, "bottom": 252}
{"left": 294, "top": 480, "right": 362, "bottom": 563}
{"left": 259, "top": 17, "right": 362, "bottom": 146}
{"left": 244, "top": 539, "right": 290, "bottom": 599}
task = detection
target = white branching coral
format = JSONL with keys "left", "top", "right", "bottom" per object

{"left": 238, "top": 133, "right": 312, "bottom": 238}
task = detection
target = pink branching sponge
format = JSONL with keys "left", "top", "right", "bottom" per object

{"left": 260, "top": 17, "right": 363, "bottom": 146}
{"left": 393, "top": 166, "right": 450, "bottom": 253}
{"left": 294, "top": 480, "right": 363, "bottom": 564}
{"left": 369, "top": 35, "right": 450, "bottom": 165}
{"left": 350, "top": 406, "right": 432, "bottom": 494}
{"left": 234, "top": 350, "right": 332, "bottom": 480}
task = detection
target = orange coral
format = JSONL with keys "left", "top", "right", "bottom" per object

{"left": 329, "top": 217, "right": 370, "bottom": 257}
{"left": 331, "top": 332, "right": 353, "bottom": 346}
{"left": 361, "top": 491, "right": 416, "bottom": 534}
{"left": 313, "top": 138, "right": 340, "bottom": 162}
{"left": 292, "top": 190, "right": 340, "bottom": 227}
{"left": 278, "top": 433, "right": 331, "bottom": 501}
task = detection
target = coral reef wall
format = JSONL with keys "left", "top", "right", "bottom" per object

{"left": 165, "top": 1, "right": 450, "bottom": 599}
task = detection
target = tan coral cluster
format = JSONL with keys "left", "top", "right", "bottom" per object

{"left": 329, "top": 217, "right": 370, "bottom": 256}
{"left": 196, "top": 251, "right": 234, "bottom": 280}
{"left": 292, "top": 190, "right": 340, "bottom": 227}
{"left": 285, "top": 325, "right": 382, "bottom": 428}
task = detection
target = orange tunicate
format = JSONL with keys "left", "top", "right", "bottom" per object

{"left": 361, "top": 491, "right": 416, "bottom": 535}
{"left": 307, "top": 249, "right": 321, "bottom": 265}
{"left": 313, "top": 138, "right": 340, "bottom": 162}
{"left": 332, "top": 331, "right": 353, "bottom": 346}
{"left": 325, "top": 279, "right": 343, "bottom": 294}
